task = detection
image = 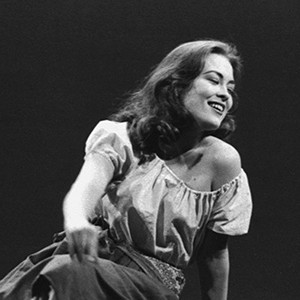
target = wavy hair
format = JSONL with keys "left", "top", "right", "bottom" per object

{"left": 111, "top": 39, "right": 243, "bottom": 162}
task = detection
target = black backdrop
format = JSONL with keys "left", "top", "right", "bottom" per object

{"left": 1, "top": 1, "right": 299, "bottom": 299}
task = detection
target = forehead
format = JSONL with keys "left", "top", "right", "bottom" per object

{"left": 202, "top": 54, "right": 234, "bottom": 81}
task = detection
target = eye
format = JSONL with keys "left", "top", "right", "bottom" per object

{"left": 227, "top": 88, "right": 236, "bottom": 97}
{"left": 208, "top": 78, "right": 219, "bottom": 84}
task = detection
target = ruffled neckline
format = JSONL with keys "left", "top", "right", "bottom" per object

{"left": 153, "top": 155, "right": 244, "bottom": 195}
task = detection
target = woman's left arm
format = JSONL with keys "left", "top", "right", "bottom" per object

{"left": 196, "top": 230, "right": 229, "bottom": 300}
{"left": 196, "top": 140, "right": 242, "bottom": 299}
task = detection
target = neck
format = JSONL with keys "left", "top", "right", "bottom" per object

{"left": 160, "top": 127, "right": 204, "bottom": 160}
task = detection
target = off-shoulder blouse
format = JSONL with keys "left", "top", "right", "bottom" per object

{"left": 84, "top": 120, "right": 252, "bottom": 269}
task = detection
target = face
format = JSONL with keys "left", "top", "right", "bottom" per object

{"left": 182, "top": 53, "right": 235, "bottom": 132}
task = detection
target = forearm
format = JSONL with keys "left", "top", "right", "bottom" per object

{"left": 63, "top": 155, "right": 114, "bottom": 227}
{"left": 63, "top": 183, "right": 103, "bottom": 225}
{"left": 197, "top": 230, "right": 230, "bottom": 300}
{"left": 198, "top": 247, "right": 229, "bottom": 300}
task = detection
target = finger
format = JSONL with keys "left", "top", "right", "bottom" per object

{"left": 69, "top": 245, "right": 75, "bottom": 260}
{"left": 73, "top": 232, "right": 85, "bottom": 262}
{"left": 81, "top": 231, "right": 91, "bottom": 263}
{"left": 81, "top": 228, "right": 97, "bottom": 263}
{"left": 66, "top": 232, "right": 75, "bottom": 260}
{"left": 89, "top": 231, "right": 99, "bottom": 260}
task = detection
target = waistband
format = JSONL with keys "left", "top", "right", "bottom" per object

{"left": 112, "top": 242, "right": 185, "bottom": 296}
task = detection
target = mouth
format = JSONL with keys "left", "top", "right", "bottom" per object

{"left": 208, "top": 101, "right": 225, "bottom": 114}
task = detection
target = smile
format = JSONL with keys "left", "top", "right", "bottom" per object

{"left": 208, "top": 102, "right": 225, "bottom": 113}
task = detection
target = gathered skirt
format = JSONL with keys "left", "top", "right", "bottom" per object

{"left": 0, "top": 225, "right": 182, "bottom": 300}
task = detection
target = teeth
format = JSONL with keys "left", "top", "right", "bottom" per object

{"left": 209, "top": 103, "right": 224, "bottom": 112}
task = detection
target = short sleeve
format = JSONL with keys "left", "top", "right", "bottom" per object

{"left": 84, "top": 120, "right": 135, "bottom": 179}
{"left": 207, "top": 170, "right": 253, "bottom": 236}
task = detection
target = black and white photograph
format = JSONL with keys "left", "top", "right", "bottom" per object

{"left": 0, "top": 1, "right": 299, "bottom": 299}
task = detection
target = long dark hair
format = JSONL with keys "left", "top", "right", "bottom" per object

{"left": 111, "top": 39, "right": 243, "bottom": 162}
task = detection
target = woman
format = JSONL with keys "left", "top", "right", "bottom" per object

{"left": 0, "top": 40, "right": 252, "bottom": 300}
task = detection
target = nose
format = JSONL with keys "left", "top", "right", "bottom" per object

{"left": 217, "top": 85, "right": 230, "bottom": 102}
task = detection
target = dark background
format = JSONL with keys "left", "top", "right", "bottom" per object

{"left": 1, "top": 0, "right": 299, "bottom": 299}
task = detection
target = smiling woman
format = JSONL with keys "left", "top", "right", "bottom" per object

{"left": 112, "top": 40, "right": 243, "bottom": 162}
{"left": 182, "top": 53, "right": 235, "bottom": 133}
{"left": 0, "top": 40, "right": 252, "bottom": 300}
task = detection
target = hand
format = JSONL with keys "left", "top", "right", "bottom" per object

{"left": 65, "top": 218, "right": 99, "bottom": 263}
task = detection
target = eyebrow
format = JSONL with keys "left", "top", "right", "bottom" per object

{"left": 203, "top": 70, "right": 235, "bottom": 85}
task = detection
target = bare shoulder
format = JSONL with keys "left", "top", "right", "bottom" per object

{"left": 204, "top": 136, "right": 241, "bottom": 190}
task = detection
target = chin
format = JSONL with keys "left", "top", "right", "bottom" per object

{"left": 196, "top": 118, "right": 222, "bottom": 132}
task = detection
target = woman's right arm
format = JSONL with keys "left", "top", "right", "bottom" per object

{"left": 63, "top": 154, "right": 114, "bottom": 262}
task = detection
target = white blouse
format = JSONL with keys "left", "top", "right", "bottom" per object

{"left": 85, "top": 120, "right": 253, "bottom": 269}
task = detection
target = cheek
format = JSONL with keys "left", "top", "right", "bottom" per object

{"left": 182, "top": 83, "right": 213, "bottom": 110}
{"left": 193, "top": 85, "right": 213, "bottom": 101}
{"left": 194, "top": 82, "right": 214, "bottom": 98}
